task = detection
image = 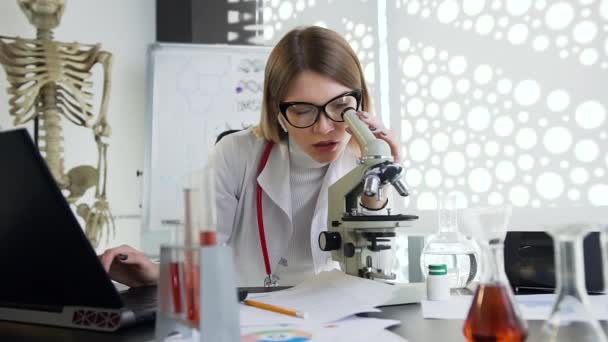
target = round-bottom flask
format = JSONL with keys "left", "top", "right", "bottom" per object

{"left": 421, "top": 194, "right": 478, "bottom": 288}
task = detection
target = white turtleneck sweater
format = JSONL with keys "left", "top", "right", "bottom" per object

{"left": 277, "top": 138, "right": 329, "bottom": 285}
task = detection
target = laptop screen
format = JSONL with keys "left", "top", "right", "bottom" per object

{"left": 0, "top": 129, "right": 123, "bottom": 310}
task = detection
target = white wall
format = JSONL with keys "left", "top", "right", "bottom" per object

{"left": 0, "top": 0, "right": 155, "bottom": 253}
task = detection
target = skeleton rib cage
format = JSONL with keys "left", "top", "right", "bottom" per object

{"left": 0, "top": 36, "right": 102, "bottom": 127}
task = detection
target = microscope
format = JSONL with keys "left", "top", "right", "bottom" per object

{"left": 318, "top": 108, "right": 419, "bottom": 285}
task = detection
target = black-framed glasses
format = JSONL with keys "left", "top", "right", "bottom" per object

{"left": 278, "top": 89, "right": 362, "bottom": 128}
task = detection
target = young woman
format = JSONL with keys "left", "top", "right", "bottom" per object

{"left": 100, "top": 26, "right": 400, "bottom": 287}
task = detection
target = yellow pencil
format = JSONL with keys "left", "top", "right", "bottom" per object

{"left": 243, "top": 299, "right": 308, "bottom": 318}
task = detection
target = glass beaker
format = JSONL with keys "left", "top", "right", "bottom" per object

{"left": 420, "top": 194, "right": 478, "bottom": 288}
{"left": 539, "top": 223, "right": 608, "bottom": 342}
{"left": 462, "top": 205, "right": 528, "bottom": 342}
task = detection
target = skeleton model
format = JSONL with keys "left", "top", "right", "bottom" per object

{"left": 0, "top": 0, "right": 114, "bottom": 247}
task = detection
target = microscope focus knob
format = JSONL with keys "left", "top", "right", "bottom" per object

{"left": 319, "top": 231, "right": 341, "bottom": 251}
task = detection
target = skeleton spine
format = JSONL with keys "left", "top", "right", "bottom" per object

{"left": 36, "top": 28, "right": 68, "bottom": 187}
{"left": 39, "top": 82, "right": 68, "bottom": 187}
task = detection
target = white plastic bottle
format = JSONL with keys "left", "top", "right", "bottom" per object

{"left": 426, "top": 264, "right": 450, "bottom": 301}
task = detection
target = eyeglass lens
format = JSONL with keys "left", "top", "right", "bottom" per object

{"left": 285, "top": 94, "right": 358, "bottom": 128}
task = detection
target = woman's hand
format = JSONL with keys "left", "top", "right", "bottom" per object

{"left": 346, "top": 111, "right": 400, "bottom": 162}
{"left": 99, "top": 245, "right": 159, "bottom": 288}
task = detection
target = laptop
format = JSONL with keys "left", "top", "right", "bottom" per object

{"left": 0, "top": 129, "right": 156, "bottom": 332}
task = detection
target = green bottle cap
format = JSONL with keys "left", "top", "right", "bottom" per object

{"left": 428, "top": 264, "right": 447, "bottom": 275}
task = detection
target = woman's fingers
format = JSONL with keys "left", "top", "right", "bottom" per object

{"left": 99, "top": 245, "right": 139, "bottom": 271}
{"left": 98, "top": 245, "right": 159, "bottom": 287}
{"left": 353, "top": 111, "right": 400, "bottom": 162}
{"left": 355, "top": 111, "right": 384, "bottom": 130}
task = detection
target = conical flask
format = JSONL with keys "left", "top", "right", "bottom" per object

{"left": 462, "top": 205, "right": 527, "bottom": 342}
{"left": 421, "top": 194, "right": 478, "bottom": 288}
{"left": 540, "top": 223, "right": 607, "bottom": 342}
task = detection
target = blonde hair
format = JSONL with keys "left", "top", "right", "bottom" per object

{"left": 255, "top": 26, "right": 371, "bottom": 143}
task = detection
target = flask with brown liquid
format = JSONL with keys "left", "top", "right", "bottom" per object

{"left": 461, "top": 206, "right": 527, "bottom": 342}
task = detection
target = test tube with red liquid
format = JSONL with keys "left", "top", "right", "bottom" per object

{"left": 181, "top": 165, "right": 217, "bottom": 326}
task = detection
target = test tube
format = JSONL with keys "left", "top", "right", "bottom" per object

{"left": 183, "top": 188, "right": 199, "bottom": 325}
{"left": 183, "top": 164, "right": 217, "bottom": 247}
{"left": 169, "top": 222, "right": 184, "bottom": 315}
{"left": 182, "top": 163, "right": 217, "bottom": 326}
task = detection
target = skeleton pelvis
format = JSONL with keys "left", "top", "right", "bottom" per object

{"left": 65, "top": 165, "right": 98, "bottom": 203}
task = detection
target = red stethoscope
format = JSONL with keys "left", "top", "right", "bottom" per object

{"left": 256, "top": 141, "right": 276, "bottom": 286}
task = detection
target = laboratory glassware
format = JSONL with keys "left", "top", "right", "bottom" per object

{"left": 421, "top": 194, "right": 478, "bottom": 288}
{"left": 539, "top": 223, "right": 607, "bottom": 342}
{"left": 462, "top": 205, "right": 527, "bottom": 342}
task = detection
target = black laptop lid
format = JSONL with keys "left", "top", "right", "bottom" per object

{"left": 0, "top": 129, "right": 123, "bottom": 310}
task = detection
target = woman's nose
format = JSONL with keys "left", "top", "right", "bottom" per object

{"left": 312, "top": 112, "right": 334, "bottom": 134}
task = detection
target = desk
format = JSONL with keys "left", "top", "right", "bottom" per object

{"left": 0, "top": 320, "right": 155, "bottom": 342}
{"left": 371, "top": 304, "right": 608, "bottom": 342}
{"left": 2, "top": 304, "right": 608, "bottom": 341}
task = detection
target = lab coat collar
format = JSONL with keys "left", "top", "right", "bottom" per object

{"left": 256, "top": 141, "right": 292, "bottom": 222}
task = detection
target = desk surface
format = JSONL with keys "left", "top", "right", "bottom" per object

{"left": 2, "top": 303, "right": 607, "bottom": 342}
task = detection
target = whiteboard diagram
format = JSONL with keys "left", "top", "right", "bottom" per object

{"left": 143, "top": 43, "right": 272, "bottom": 235}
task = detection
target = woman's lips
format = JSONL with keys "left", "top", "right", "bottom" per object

{"left": 312, "top": 140, "right": 339, "bottom": 153}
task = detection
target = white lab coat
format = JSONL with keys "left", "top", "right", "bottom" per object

{"left": 212, "top": 129, "right": 358, "bottom": 286}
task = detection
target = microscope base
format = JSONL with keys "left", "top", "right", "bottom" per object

{"left": 382, "top": 282, "right": 426, "bottom": 306}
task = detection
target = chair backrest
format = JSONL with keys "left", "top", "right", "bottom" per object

{"left": 215, "top": 129, "right": 242, "bottom": 144}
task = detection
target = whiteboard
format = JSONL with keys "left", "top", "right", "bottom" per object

{"left": 143, "top": 43, "right": 272, "bottom": 233}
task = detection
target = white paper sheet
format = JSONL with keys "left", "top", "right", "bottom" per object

{"left": 241, "top": 316, "right": 404, "bottom": 342}
{"left": 422, "top": 294, "right": 608, "bottom": 321}
{"left": 374, "top": 329, "right": 409, "bottom": 342}
{"left": 156, "top": 317, "right": 405, "bottom": 342}
{"left": 240, "top": 270, "right": 398, "bottom": 325}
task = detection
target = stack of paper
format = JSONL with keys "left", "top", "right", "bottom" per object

{"left": 239, "top": 270, "right": 407, "bottom": 341}
{"left": 241, "top": 316, "right": 401, "bottom": 342}
{"left": 161, "top": 317, "right": 404, "bottom": 342}
{"left": 155, "top": 271, "right": 408, "bottom": 341}
{"left": 241, "top": 270, "right": 397, "bottom": 324}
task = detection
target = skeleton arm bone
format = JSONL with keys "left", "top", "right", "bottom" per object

{"left": 77, "top": 50, "right": 115, "bottom": 244}
{"left": 94, "top": 51, "right": 112, "bottom": 127}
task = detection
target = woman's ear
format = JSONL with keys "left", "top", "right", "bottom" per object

{"left": 278, "top": 115, "right": 289, "bottom": 133}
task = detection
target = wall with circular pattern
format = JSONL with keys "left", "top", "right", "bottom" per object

{"left": 389, "top": 0, "right": 607, "bottom": 210}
